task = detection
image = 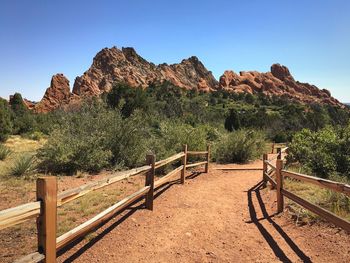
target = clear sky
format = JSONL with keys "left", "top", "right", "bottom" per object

{"left": 0, "top": 0, "right": 349, "bottom": 102}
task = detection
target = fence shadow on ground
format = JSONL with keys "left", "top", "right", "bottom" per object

{"left": 247, "top": 180, "right": 312, "bottom": 263}
{"left": 59, "top": 171, "right": 204, "bottom": 262}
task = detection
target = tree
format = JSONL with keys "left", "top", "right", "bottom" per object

{"left": 306, "top": 104, "right": 330, "bottom": 131}
{"left": 0, "top": 98, "right": 12, "bottom": 141}
{"left": 9, "top": 93, "right": 36, "bottom": 134}
{"left": 224, "top": 109, "right": 241, "bottom": 132}
{"left": 106, "top": 83, "right": 149, "bottom": 118}
{"left": 9, "top": 93, "right": 27, "bottom": 114}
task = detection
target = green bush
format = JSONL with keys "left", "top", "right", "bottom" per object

{"left": 151, "top": 121, "right": 209, "bottom": 161}
{"left": 37, "top": 103, "right": 115, "bottom": 174}
{"left": 0, "top": 144, "right": 12, "bottom": 161}
{"left": 110, "top": 111, "right": 151, "bottom": 168}
{"left": 288, "top": 125, "right": 350, "bottom": 179}
{"left": 214, "top": 129, "right": 265, "bottom": 163}
{"left": 224, "top": 109, "right": 241, "bottom": 132}
{"left": 10, "top": 154, "right": 35, "bottom": 177}
{"left": 37, "top": 101, "right": 154, "bottom": 174}
{"left": 106, "top": 83, "right": 150, "bottom": 117}
{"left": 0, "top": 98, "right": 12, "bottom": 142}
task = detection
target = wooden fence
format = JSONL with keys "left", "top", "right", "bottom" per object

{"left": 263, "top": 148, "right": 350, "bottom": 233}
{"left": 0, "top": 145, "right": 210, "bottom": 263}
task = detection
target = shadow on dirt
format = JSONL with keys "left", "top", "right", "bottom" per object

{"left": 59, "top": 170, "right": 204, "bottom": 262}
{"left": 247, "top": 180, "right": 312, "bottom": 263}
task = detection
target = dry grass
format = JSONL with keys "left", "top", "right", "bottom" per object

{"left": 283, "top": 171, "right": 350, "bottom": 224}
{"left": 0, "top": 135, "right": 147, "bottom": 262}
{"left": 56, "top": 182, "right": 141, "bottom": 236}
{"left": 0, "top": 135, "right": 45, "bottom": 178}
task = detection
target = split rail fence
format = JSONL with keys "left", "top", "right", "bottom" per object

{"left": 0, "top": 145, "right": 210, "bottom": 263}
{"left": 263, "top": 147, "right": 350, "bottom": 233}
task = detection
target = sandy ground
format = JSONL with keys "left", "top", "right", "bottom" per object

{"left": 56, "top": 162, "right": 350, "bottom": 263}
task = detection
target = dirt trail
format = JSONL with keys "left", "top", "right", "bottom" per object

{"left": 58, "top": 162, "right": 350, "bottom": 263}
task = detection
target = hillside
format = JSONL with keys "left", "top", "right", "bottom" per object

{"left": 28, "top": 46, "right": 343, "bottom": 112}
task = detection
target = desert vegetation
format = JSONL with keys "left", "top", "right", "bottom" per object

{"left": 1, "top": 82, "right": 350, "bottom": 262}
{"left": 1, "top": 82, "right": 350, "bottom": 178}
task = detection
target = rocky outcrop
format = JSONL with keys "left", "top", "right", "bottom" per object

{"left": 72, "top": 47, "right": 218, "bottom": 96}
{"left": 23, "top": 99, "right": 36, "bottom": 110}
{"left": 219, "top": 64, "right": 342, "bottom": 107}
{"left": 35, "top": 74, "right": 72, "bottom": 113}
{"left": 32, "top": 47, "right": 343, "bottom": 112}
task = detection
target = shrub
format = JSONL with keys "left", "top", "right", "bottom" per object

{"left": 224, "top": 109, "right": 241, "bottom": 132}
{"left": 0, "top": 98, "right": 12, "bottom": 142}
{"left": 151, "top": 121, "right": 209, "bottom": 161}
{"left": 214, "top": 129, "right": 265, "bottom": 163}
{"left": 106, "top": 83, "right": 150, "bottom": 117}
{"left": 110, "top": 111, "right": 151, "bottom": 168}
{"left": 0, "top": 144, "right": 12, "bottom": 161}
{"left": 37, "top": 102, "right": 153, "bottom": 174}
{"left": 287, "top": 125, "right": 350, "bottom": 179}
{"left": 37, "top": 103, "right": 115, "bottom": 174}
{"left": 10, "top": 154, "right": 35, "bottom": 177}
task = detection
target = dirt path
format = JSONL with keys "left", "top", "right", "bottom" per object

{"left": 58, "top": 162, "right": 350, "bottom": 263}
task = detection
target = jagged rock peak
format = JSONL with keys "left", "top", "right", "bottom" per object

{"left": 35, "top": 73, "right": 72, "bottom": 113}
{"left": 72, "top": 46, "right": 218, "bottom": 96}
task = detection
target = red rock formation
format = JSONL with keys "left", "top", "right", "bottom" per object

{"left": 32, "top": 47, "right": 344, "bottom": 112}
{"left": 23, "top": 99, "right": 36, "bottom": 110}
{"left": 219, "top": 64, "right": 342, "bottom": 107}
{"left": 35, "top": 74, "right": 72, "bottom": 113}
{"left": 72, "top": 47, "right": 218, "bottom": 96}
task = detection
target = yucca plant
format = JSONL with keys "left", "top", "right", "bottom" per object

{"left": 0, "top": 144, "right": 12, "bottom": 161}
{"left": 10, "top": 154, "right": 35, "bottom": 177}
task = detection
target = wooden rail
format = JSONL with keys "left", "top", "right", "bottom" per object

{"left": 281, "top": 189, "right": 350, "bottom": 232}
{"left": 14, "top": 252, "right": 45, "bottom": 263}
{"left": 187, "top": 151, "right": 208, "bottom": 155}
{"left": 186, "top": 161, "right": 208, "bottom": 168}
{"left": 0, "top": 201, "right": 40, "bottom": 230}
{"left": 56, "top": 186, "right": 150, "bottom": 251}
{"left": 264, "top": 172, "right": 277, "bottom": 187}
{"left": 155, "top": 152, "right": 185, "bottom": 169}
{"left": 5, "top": 144, "right": 210, "bottom": 263}
{"left": 57, "top": 165, "right": 151, "bottom": 206}
{"left": 264, "top": 160, "right": 276, "bottom": 171}
{"left": 262, "top": 154, "right": 350, "bottom": 232}
{"left": 282, "top": 170, "right": 350, "bottom": 197}
{"left": 154, "top": 165, "right": 184, "bottom": 188}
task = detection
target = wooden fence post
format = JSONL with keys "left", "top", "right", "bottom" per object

{"left": 145, "top": 154, "right": 155, "bottom": 211}
{"left": 181, "top": 144, "right": 187, "bottom": 184}
{"left": 276, "top": 159, "right": 284, "bottom": 213}
{"left": 263, "top": 153, "right": 268, "bottom": 185}
{"left": 277, "top": 147, "right": 282, "bottom": 160}
{"left": 36, "top": 177, "right": 57, "bottom": 263}
{"left": 205, "top": 145, "right": 210, "bottom": 173}
{"left": 271, "top": 143, "right": 275, "bottom": 154}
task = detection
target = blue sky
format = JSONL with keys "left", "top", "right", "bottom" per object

{"left": 0, "top": 0, "right": 349, "bottom": 102}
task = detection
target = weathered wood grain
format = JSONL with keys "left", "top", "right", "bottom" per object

{"left": 0, "top": 202, "right": 40, "bottom": 230}
{"left": 282, "top": 170, "right": 350, "bottom": 197}
{"left": 14, "top": 252, "right": 45, "bottom": 263}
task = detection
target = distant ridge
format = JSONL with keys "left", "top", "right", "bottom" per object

{"left": 15, "top": 46, "right": 344, "bottom": 112}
